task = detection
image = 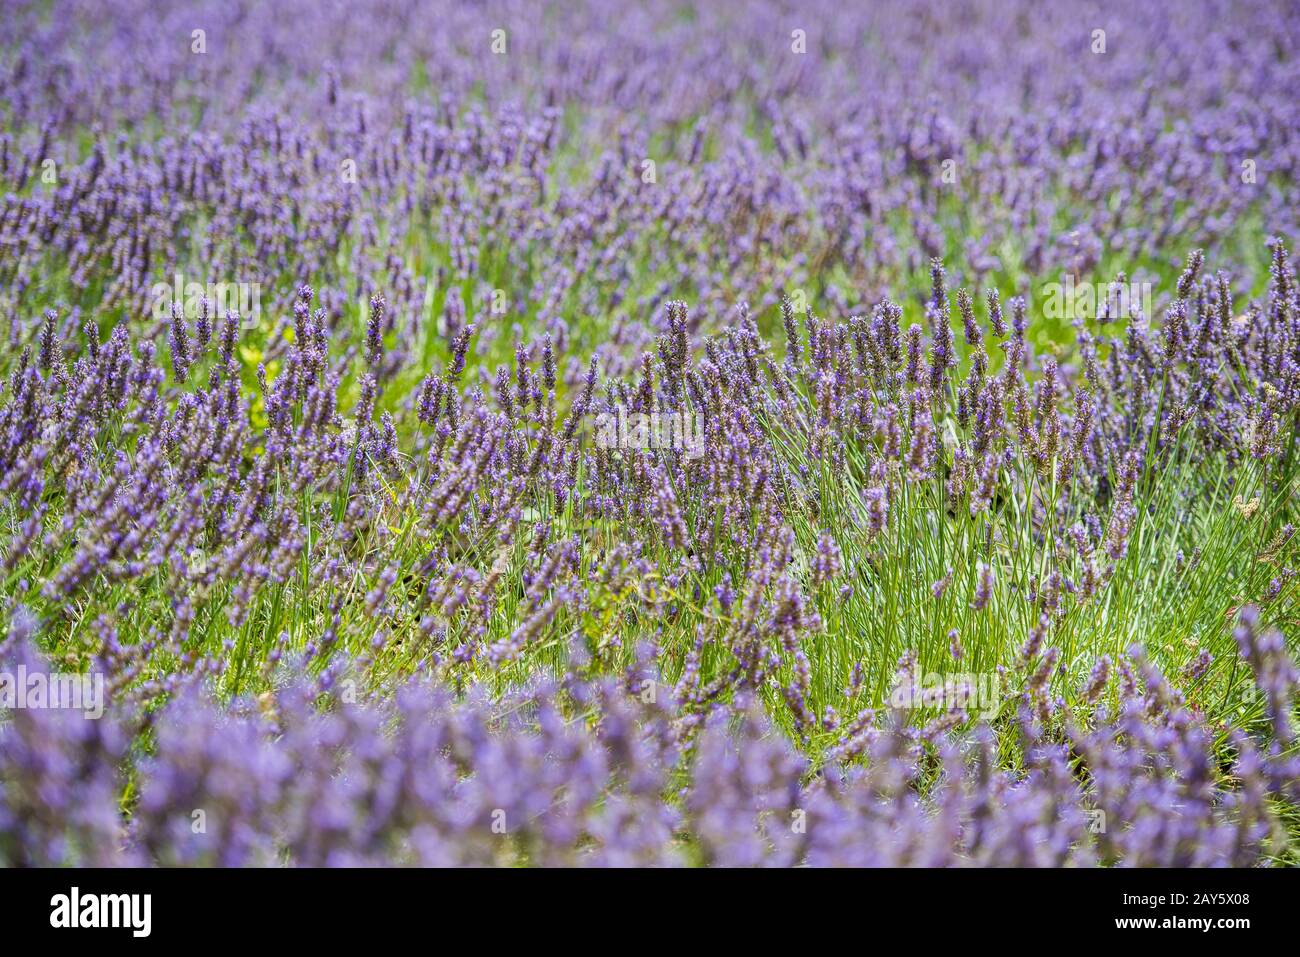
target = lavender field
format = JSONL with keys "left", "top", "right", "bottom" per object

{"left": 1, "top": 0, "right": 1299, "bottom": 868}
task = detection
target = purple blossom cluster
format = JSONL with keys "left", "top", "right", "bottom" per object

{"left": 2, "top": 607, "right": 1297, "bottom": 866}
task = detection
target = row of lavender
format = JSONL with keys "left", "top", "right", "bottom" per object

{"left": 2, "top": 241, "right": 1296, "bottom": 701}
{"left": 2, "top": 1, "right": 1298, "bottom": 345}
{"left": 2, "top": 607, "right": 1297, "bottom": 866}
